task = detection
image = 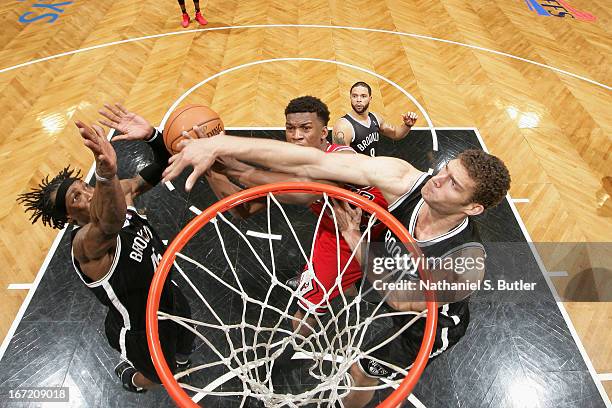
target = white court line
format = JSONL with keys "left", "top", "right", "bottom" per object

{"left": 512, "top": 198, "right": 530, "bottom": 203}
{"left": 0, "top": 24, "right": 609, "bottom": 91}
{"left": 0, "top": 130, "right": 111, "bottom": 361}
{"left": 164, "top": 180, "right": 175, "bottom": 191}
{"left": 599, "top": 373, "right": 612, "bottom": 382}
{"left": 7, "top": 283, "right": 33, "bottom": 290}
{"left": 408, "top": 394, "right": 428, "bottom": 408}
{"left": 189, "top": 206, "right": 202, "bottom": 215}
{"left": 245, "top": 230, "right": 283, "bottom": 240}
{"left": 0, "top": 228, "right": 68, "bottom": 361}
{"left": 473, "top": 128, "right": 612, "bottom": 407}
{"left": 546, "top": 271, "right": 569, "bottom": 277}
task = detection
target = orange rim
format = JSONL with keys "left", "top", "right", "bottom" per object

{"left": 146, "top": 182, "right": 437, "bottom": 407}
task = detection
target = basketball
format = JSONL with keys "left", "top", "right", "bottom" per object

{"left": 163, "top": 104, "right": 224, "bottom": 154}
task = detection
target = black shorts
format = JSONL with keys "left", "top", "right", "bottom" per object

{"left": 105, "top": 287, "right": 195, "bottom": 383}
{"left": 358, "top": 309, "right": 469, "bottom": 379}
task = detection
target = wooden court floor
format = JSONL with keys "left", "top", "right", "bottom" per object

{"left": 0, "top": 0, "right": 610, "bottom": 402}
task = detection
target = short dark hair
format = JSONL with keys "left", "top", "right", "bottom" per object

{"left": 285, "top": 96, "right": 330, "bottom": 126}
{"left": 17, "top": 166, "right": 82, "bottom": 229}
{"left": 350, "top": 81, "right": 372, "bottom": 96}
{"left": 458, "top": 149, "right": 511, "bottom": 209}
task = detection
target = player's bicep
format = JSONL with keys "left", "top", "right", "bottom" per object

{"left": 332, "top": 119, "right": 353, "bottom": 145}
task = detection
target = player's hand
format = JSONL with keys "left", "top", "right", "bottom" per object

{"left": 75, "top": 121, "right": 117, "bottom": 179}
{"left": 332, "top": 199, "right": 362, "bottom": 233}
{"left": 98, "top": 103, "right": 155, "bottom": 142}
{"left": 162, "top": 137, "right": 216, "bottom": 192}
{"left": 402, "top": 112, "right": 418, "bottom": 127}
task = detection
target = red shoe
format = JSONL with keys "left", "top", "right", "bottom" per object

{"left": 181, "top": 13, "right": 190, "bottom": 28}
{"left": 195, "top": 11, "right": 208, "bottom": 26}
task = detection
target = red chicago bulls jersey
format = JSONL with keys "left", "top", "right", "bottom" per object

{"left": 296, "top": 144, "right": 390, "bottom": 315}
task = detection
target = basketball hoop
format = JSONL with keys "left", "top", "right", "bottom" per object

{"left": 147, "top": 182, "right": 437, "bottom": 407}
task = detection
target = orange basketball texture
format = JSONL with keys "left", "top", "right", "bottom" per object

{"left": 163, "top": 105, "right": 224, "bottom": 154}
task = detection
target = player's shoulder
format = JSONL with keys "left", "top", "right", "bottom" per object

{"left": 370, "top": 111, "right": 383, "bottom": 125}
{"left": 333, "top": 116, "right": 353, "bottom": 129}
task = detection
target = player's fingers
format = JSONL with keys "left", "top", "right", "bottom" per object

{"left": 98, "top": 119, "right": 118, "bottom": 129}
{"left": 75, "top": 121, "right": 96, "bottom": 140}
{"left": 162, "top": 159, "right": 183, "bottom": 182}
{"left": 182, "top": 130, "right": 195, "bottom": 140}
{"left": 98, "top": 109, "right": 119, "bottom": 124}
{"left": 185, "top": 169, "right": 202, "bottom": 192}
{"left": 92, "top": 124, "right": 106, "bottom": 139}
{"left": 104, "top": 103, "right": 123, "bottom": 118}
{"left": 115, "top": 103, "right": 129, "bottom": 115}
{"left": 177, "top": 138, "right": 193, "bottom": 151}
{"left": 192, "top": 125, "right": 205, "bottom": 138}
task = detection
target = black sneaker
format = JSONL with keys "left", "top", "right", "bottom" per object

{"left": 175, "top": 358, "right": 192, "bottom": 381}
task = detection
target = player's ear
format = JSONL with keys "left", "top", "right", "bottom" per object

{"left": 464, "top": 203, "right": 484, "bottom": 216}
{"left": 321, "top": 126, "right": 329, "bottom": 141}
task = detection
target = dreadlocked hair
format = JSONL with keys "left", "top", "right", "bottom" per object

{"left": 17, "top": 166, "right": 82, "bottom": 229}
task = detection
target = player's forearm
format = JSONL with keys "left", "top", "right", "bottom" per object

{"left": 383, "top": 123, "right": 411, "bottom": 140}
{"left": 341, "top": 229, "right": 365, "bottom": 266}
{"left": 229, "top": 167, "right": 307, "bottom": 188}
{"left": 212, "top": 136, "right": 329, "bottom": 178}
{"left": 91, "top": 176, "right": 127, "bottom": 235}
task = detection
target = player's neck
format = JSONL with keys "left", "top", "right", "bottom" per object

{"left": 415, "top": 203, "right": 467, "bottom": 241}
{"left": 351, "top": 110, "right": 370, "bottom": 121}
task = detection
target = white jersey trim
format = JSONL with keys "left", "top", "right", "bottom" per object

{"left": 102, "top": 281, "right": 132, "bottom": 360}
{"left": 127, "top": 206, "right": 146, "bottom": 219}
{"left": 347, "top": 112, "right": 372, "bottom": 128}
{"left": 409, "top": 198, "right": 470, "bottom": 246}
{"left": 71, "top": 234, "right": 122, "bottom": 288}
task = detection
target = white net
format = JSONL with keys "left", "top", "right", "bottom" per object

{"left": 157, "top": 191, "right": 426, "bottom": 407}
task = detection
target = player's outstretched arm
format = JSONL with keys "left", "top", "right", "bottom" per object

{"left": 163, "top": 133, "right": 423, "bottom": 203}
{"left": 72, "top": 121, "right": 126, "bottom": 266}
{"left": 378, "top": 112, "right": 418, "bottom": 141}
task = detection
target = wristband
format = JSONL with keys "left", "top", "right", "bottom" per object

{"left": 95, "top": 169, "right": 113, "bottom": 183}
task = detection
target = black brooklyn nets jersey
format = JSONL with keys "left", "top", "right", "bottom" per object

{"left": 71, "top": 207, "right": 175, "bottom": 332}
{"left": 342, "top": 112, "right": 381, "bottom": 157}
{"left": 381, "top": 173, "right": 484, "bottom": 354}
